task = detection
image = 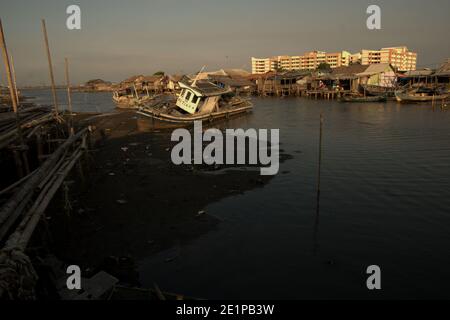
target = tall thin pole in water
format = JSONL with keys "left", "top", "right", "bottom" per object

{"left": 316, "top": 113, "right": 324, "bottom": 210}
{"left": 313, "top": 113, "right": 324, "bottom": 254}
{"left": 10, "top": 55, "right": 20, "bottom": 106}
{"left": 65, "top": 57, "right": 74, "bottom": 135}
{"left": 1, "top": 20, "right": 29, "bottom": 176}
{"left": 0, "top": 19, "right": 19, "bottom": 114}
{"left": 41, "top": 19, "right": 59, "bottom": 115}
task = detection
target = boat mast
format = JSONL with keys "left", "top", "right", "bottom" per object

{"left": 192, "top": 65, "right": 206, "bottom": 88}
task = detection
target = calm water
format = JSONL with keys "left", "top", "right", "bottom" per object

{"left": 29, "top": 89, "right": 450, "bottom": 299}
{"left": 23, "top": 88, "right": 115, "bottom": 113}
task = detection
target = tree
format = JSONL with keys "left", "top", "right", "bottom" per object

{"left": 153, "top": 71, "right": 165, "bottom": 76}
{"left": 317, "top": 63, "right": 331, "bottom": 72}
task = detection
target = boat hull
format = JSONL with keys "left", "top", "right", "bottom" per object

{"left": 138, "top": 102, "right": 253, "bottom": 124}
{"left": 361, "top": 85, "right": 395, "bottom": 97}
{"left": 340, "top": 95, "right": 387, "bottom": 103}
{"left": 395, "top": 90, "right": 449, "bottom": 103}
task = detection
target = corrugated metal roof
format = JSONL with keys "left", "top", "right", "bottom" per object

{"left": 403, "top": 69, "right": 434, "bottom": 77}
{"left": 357, "top": 63, "right": 393, "bottom": 76}
{"left": 435, "top": 59, "right": 450, "bottom": 76}
{"left": 331, "top": 64, "right": 369, "bottom": 77}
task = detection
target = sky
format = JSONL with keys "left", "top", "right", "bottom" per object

{"left": 0, "top": 0, "right": 449, "bottom": 85}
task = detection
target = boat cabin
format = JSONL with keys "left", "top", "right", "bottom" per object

{"left": 176, "top": 81, "right": 230, "bottom": 115}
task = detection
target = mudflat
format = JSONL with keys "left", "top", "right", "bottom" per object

{"left": 48, "top": 111, "right": 275, "bottom": 279}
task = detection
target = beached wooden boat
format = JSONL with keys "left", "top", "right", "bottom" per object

{"left": 138, "top": 80, "right": 253, "bottom": 124}
{"left": 395, "top": 87, "right": 449, "bottom": 103}
{"left": 340, "top": 94, "right": 387, "bottom": 103}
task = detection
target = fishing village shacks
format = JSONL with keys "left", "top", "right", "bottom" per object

{"left": 394, "top": 59, "right": 450, "bottom": 103}
{"left": 398, "top": 59, "right": 450, "bottom": 88}
{"left": 250, "top": 70, "right": 309, "bottom": 96}
{"left": 76, "top": 79, "right": 115, "bottom": 92}
{"left": 435, "top": 59, "right": 450, "bottom": 83}
{"left": 112, "top": 74, "right": 167, "bottom": 107}
{"left": 196, "top": 69, "right": 256, "bottom": 96}
{"left": 113, "top": 69, "right": 256, "bottom": 108}
{"left": 250, "top": 63, "right": 397, "bottom": 99}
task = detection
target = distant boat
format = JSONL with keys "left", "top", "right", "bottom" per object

{"left": 340, "top": 94, "right": 387, "bottom": 103}
{"left": 395, "top": 87, "right": 449, "bottom": 103}
{"left": 360, "top": 84, "right": 395, "bottom": 97}
{"left": 138, "top": 80, "right": 253, "bottom": 124}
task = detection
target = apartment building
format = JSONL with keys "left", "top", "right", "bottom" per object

{"left": 251, "top": 57, "right": 273, "bottom": 74}
{"left": 252, "top": 51, "right": 352, "bottom": 74}
{"left": 251, "top": 46, "right": 417, "bottom": 74}
{"left": 361, "top": 46, "right": 417, "bottom": 71}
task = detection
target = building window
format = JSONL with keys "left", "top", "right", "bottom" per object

{"left": 186, "top": 91, "right": 192, "bottom": 101}
{"left": 192, "top": 95, "right": 199, "bottom": 104}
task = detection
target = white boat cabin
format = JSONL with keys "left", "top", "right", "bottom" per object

{"left": 176, "top": 81, "right": 230, "bottom": 115}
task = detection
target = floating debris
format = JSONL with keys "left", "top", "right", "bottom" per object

{"left": 196, "top": 210, "right": 206, "bottom": 217}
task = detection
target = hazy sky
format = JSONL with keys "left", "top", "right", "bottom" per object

{"left": 1, "top": 0, "right": 449, "bottom": 85}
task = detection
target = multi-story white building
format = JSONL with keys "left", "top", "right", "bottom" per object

{"left": 251, "top": 57, "right": 273, "bottom": 74}
{"left": 252, "top": 51, "right": 352, "bottom": 74}
{"left": 360, "top": 46, "right": 417, "bottom": 71}
{"left": 251, "top": 46, "right": 417, "bottom": 74}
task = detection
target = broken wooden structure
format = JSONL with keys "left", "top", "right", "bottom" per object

{"left": 0, "top": 18, "right": 95, "bottom": 300}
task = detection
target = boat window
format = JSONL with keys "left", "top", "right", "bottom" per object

{"left": 191, "top": 95, "right": 199, "bottom": 104}
{"left": 186, "top": 91, "right": 192, "bottom": 101}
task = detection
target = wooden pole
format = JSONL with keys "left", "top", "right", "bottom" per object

{"left": 41, "top": 19, "right": 59, "bottom": 115}
{"left": 316, "top": 113, "right": 324, "bottom": 212}
{"left": 313, "top": 113, "right": 324, "bottom": 255}
{"left": 0, "top": 19, "right": 19, "bottom": 113}
{"left": 0, "top": 20, "right": 28, "bottom": 176}
{"left": 65, "top": 57, "right": 74, "bottom": 135}
{"left": 10, "top": 54, "right": 20, "bottom": 106}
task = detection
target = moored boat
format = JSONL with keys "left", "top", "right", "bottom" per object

{"left": 340, "top": 94, "right": 387, "bottom": 103}
{"left": 395, "top": 87, "right": 449, "bottom": 103}
{"left": 360, "top": 84, "right": 395, "bottom": 97}
{"left": 138, "top": 79, "right": 253, "bottom": 124}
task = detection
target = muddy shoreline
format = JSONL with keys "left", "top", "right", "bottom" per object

{"left": 46, "top": 111, "right": 285, "bottom": 286}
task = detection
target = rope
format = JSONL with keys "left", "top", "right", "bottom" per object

{"left": 0, "top": 247, "right": 38, "bottom": 300}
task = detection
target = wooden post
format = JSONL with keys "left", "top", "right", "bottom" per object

{"left": 133, "top": 84, "right": 139, "bottom": 99}
{"left": 41, "top": 19, "right": 59, "bottom": 115}
{"left": 0, "top": 20, "right": 29, "bottom": 177}
{"left": 65, "top": 57, "right": 74, "bottom": 135}
{"left": 0, "top": 19, "right": 19, "bottom": 113}
{"left": 10, "top": 54, "right": 20, "bottom": 106}
{"left": 316, "top": 113, "right": 324, "bottom": 214}
{"left": 37, "top": 130, "right": 44, "bottom": 164}
{"left": 313, "top": 113, "right": 324, "bottom": 255}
